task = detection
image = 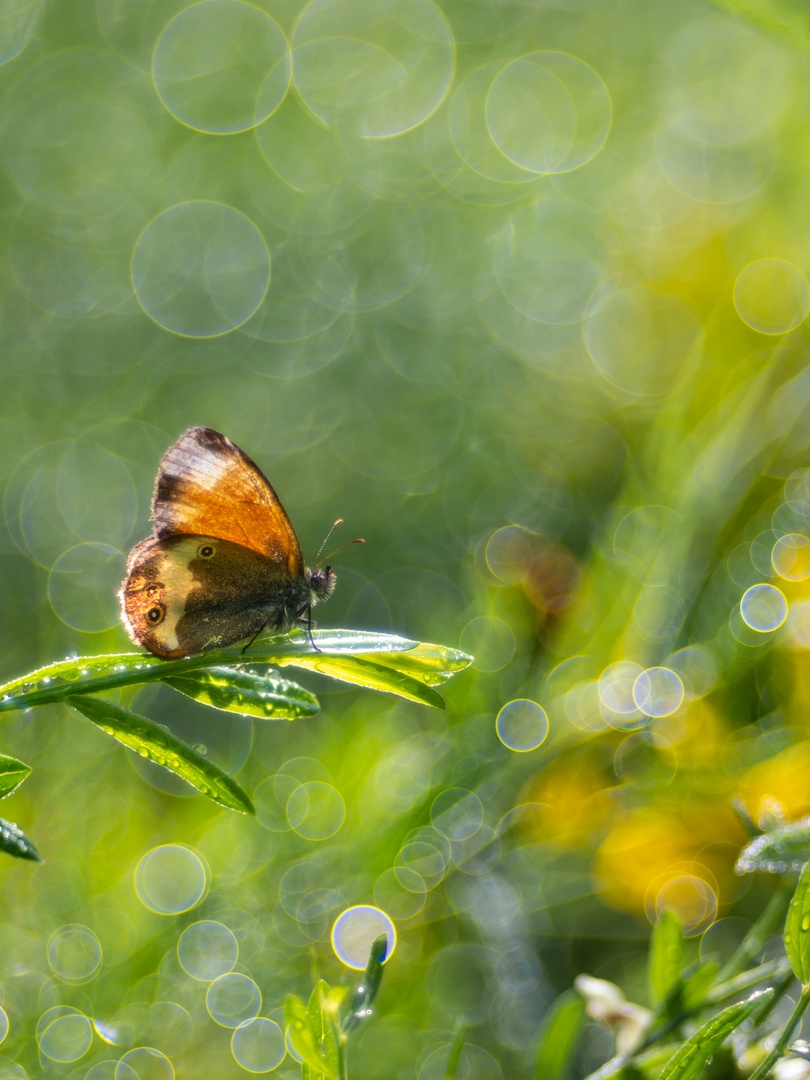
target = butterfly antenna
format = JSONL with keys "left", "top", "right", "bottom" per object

{"left": 314, "top": 537, "right": 365, "bottom": 568}
{"left": 314, "top": 519, "right": 343, "bottom": 565}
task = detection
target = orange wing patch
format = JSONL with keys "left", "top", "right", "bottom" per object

{"left": 152, "top": 427, "right": 304, "bottom": 575}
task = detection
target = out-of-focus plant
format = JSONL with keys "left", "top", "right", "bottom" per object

{"left": 285, "top": 934, "right": 388, "bottom": 1080}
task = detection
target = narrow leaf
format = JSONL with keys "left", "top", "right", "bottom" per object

{"left": 679, "top": 959, "right": 718, "bottom": 1013}
{"left": 649, "top": 911, "right": 684, "bottom": 1009}
{"left": 278, "top": 655, "right": 446, "bottom": 709}
{"left": 165, "top": 666, "right": 319, "bottom": 720}
{"left": 0, "top": 754, "right": 32, "bottom": 799}
{"left": 0, "top": 631, "right": 469, "bottom": 716}
{"left": 0, "top": 815, "right": 41, "bottom": 862}
{"left": 785, "top": 861, "right": 810, "bottom": 984}
{"left": 342, "top": 934, "right": 388, "bottom": 1034}
{"left": 285, "top": 994, "right": 338, "bottom": 1080}
{"left": 534, "top": 989, "right": 585, "bottom": 1080}
{"left": 308, "top": 981, "right": 339, "bottom": 1078}
{"left": 737, "top": 818, "right": 810, "bottom": 874}
{"left": 657, "top": 989, "right": 772, "bottom": 1080}
{"left": 355, "top": 642, "right": 473, "bottom": 687}
{"left": 444, "top": 1026, "right": 467, "bottom": 1079}
{"left": 69, "top": 695, "right": 254, "bottom": 815}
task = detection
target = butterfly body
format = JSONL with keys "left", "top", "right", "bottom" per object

{"left": 119, "top": 428, "right": 337, "bottom": 659}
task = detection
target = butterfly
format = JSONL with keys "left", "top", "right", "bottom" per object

{"left": 119, "top": 427, "right": 361, "bottom": 659}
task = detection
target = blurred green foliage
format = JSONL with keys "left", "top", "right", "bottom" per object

{"left": 3, "top": 0, "right": 810, "bottom": 1074}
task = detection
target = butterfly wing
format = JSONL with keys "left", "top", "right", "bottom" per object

{"left": 152, "top": 427, "right": 304, "bottom": 578}
{"left": 119, "top": 534, "right": 311, "bottom": 658}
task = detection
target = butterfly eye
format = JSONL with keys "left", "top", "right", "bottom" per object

{"left": 146, "top": 606, "right": 164, "bottom": 625}
{"left": 198, "top": 544, "right": 215, "bottom": 558}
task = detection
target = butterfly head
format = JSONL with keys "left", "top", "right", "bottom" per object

{"left": 309, "top": 519, "right": 364, "bottom": 607}
{"left": 308, "top": 564, "right": 336, "bottom": 604}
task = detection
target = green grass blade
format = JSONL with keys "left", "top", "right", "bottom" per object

{"left": 0, "top": 754, "right": 32, "bottom": 799}
{"left": 785, "top": 861, "right": 810, "bottom": 984}
{"left": 534, "top": 989, "right": 585, "bottom": 1080}
{"left": 277, "top": 654, "right": 446, "bottom": 707}
{"left": 0, "top": 815, "right": 41, "bottom": 862}
{"left": 68, "top": 695, "right": 255, "bottom": 815}
{"left": 342, "top": 934, "right": 388, "bottom": 1034}
{"left": 164, "top": 666, "right": 319, "bottom": 720}
{"left": 649, "top": 911, "right": 684, "bottom": 1009}
{"left": 657, "top": 989, "right": 772, "bottom": 1080}
{"left": 443, "top": 1026, "right": 467, "bottom": 1079}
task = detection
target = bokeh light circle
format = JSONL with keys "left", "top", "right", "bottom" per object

{"left": 153, "top": 1, "right": 290, "bottom": 134}
{"left": 459, "top": 615, "right": 516, "bottom": 672}
{"left": 733, "top": 259, "right": 810, "bottom": 335}
{"left": 0, "top": 1006, "right": 7, "bottom": 1045}
{"left": 485, "top": 526, "right": 534, "bottom": 583}
{"left": 449, "top": 62, "right": 539, "bottom": 184}
{"left": 772, "top": 534, "right": 810, "bottom": 581}
{"left": 431, "top": 788, "right": 484, "bottom": 841}
{"left": 374, "top": 867, "right": 427, "bottom": 920}
{"left": 495, "top": 699, "right": 548, "bottom": 752}
{"left": 331, "top": 906, "right": 396, "bottom": 970}
{"left": 655, "top": 82, "right": 777, "bottom": 203}
{"left": 36, "top": 1006, "right": 92, "bottom": 1062}
{"left": 48, "top": 543, "right": 121, "bottom": 632}
{"left": 254, "top": 773, "right": 300, "bottom": 833}
{"left": 206, "top": 972, "right": 262, "bottom": 1028}
{"left": 667, "top": 645, "right": 718, "bottom": 699}
{"left": 585, "top": 280, "right": 703, "bottom": 396}
{"left": 598, "top": 661, "right": 644, "bottom": 714}
{"left": 614, "top": 732, "right": 677, "bottom": 788}
{"left": 46, "top": 924, "right": 102, "bottom": 983}
{"left": 785, "top": 469, "right": 810, "bottom": 515}
{"left": 132, "top": 202, "right": 270, "bottom": 337}
{"left": 286, "top": 781, "right": 346, "bottom": 840}
{"left": 231, "top": 1017, "right": 286, "bottom": 1072}
{"left": 486, "top": 52, "right": 611, "bottom": 173}
{"left": 651, "top": 876, "right": 718, "bottom": 937}
{"left": 786, "top": 600, "right": 810, "bottom": 647}
{"left": 395, "top": 831, "right": 449, "bottom": 891}
{"left": 134, "top": 845, "right": 209, "bottom": 914}
{"left": 177, "top": 920, "right": 238, "bottom": 981}
{"left": 740, "top": 583, "right": 788, "bottom": 632}
{"left": 0, "top": 0, "right": 42, "bottom": 65}
{"left": 117, "top": 1047, "right": 174, "bottom": 1079}
{"left": 292, "top": 0, "right": 454, "bottom": 137}
{"left": 632, "top": 667, "right": 684, "bottom": 717}
{"left": 494, "top": 198, "right": 617, "bottom": 324}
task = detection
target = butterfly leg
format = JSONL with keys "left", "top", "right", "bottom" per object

{"left": 305, "top": 604, "right": 322, "bottom": 653}
{"left": 241, "top": 615, "right": 276, "bottom": 655}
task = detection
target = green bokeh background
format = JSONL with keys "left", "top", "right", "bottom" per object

{"left": 1, "top": 0, "right": 810, "bottom": 1074}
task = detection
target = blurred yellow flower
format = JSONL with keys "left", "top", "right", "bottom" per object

{"left": 594, "top": 808, "right": 721, "bottom": 923}
{"left": 525, "top": 755, "right": 615, "bottom": 845}
{"left": 737, "top": 741, "right": 810, "bottom": 824}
